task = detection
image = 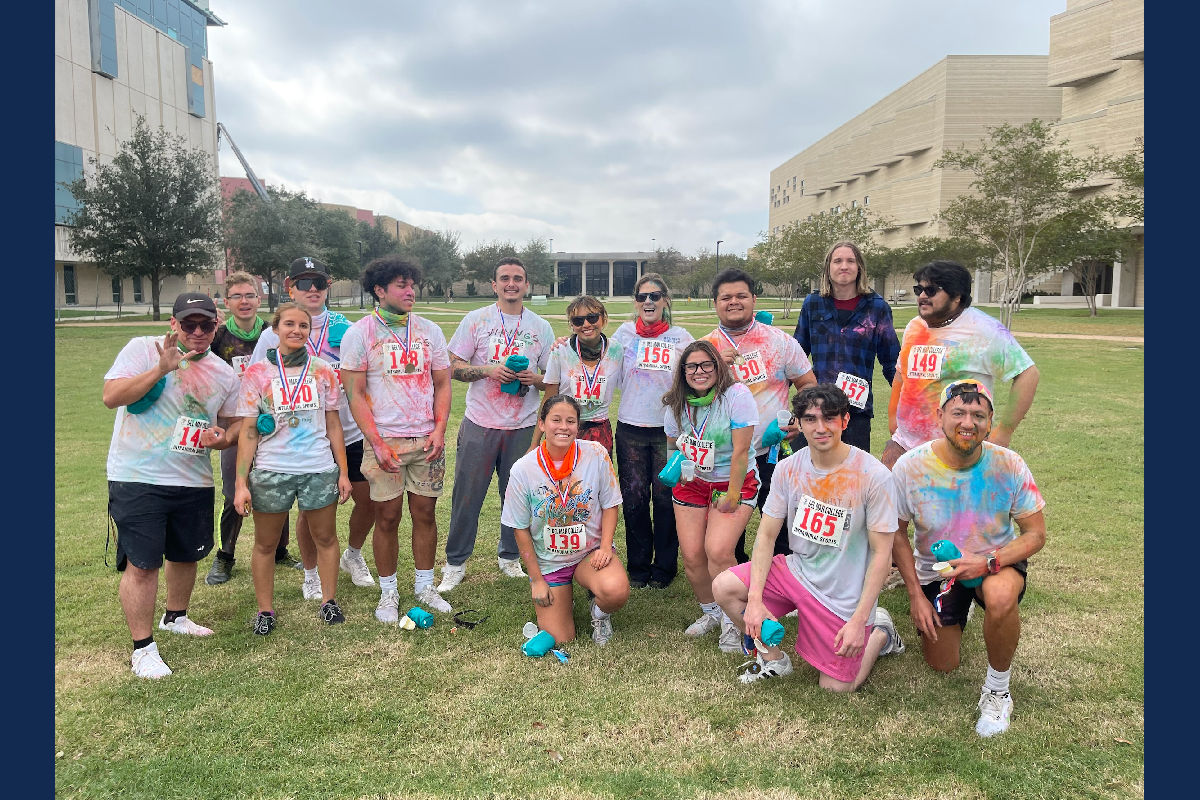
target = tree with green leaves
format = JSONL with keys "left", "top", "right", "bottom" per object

{"left": 463, "top": 240, "right": 521, "bottom": 296}
{"left": 403, "top": 229, "right": 463, "bottom": 299}
{"left": 65, "top": 116, "right": 222, "bottom": 320}
{"left": 518, "top": 238, "right": 556, "bottom": 295}
{"left": 224, "top": 185, "right": 321, "bottom": 310}
{"left": 935, "top": 119, "right": 1113, "bottom": 328}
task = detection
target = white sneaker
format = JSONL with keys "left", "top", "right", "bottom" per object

{"left": 718, "top": 619, "right": 743, "bottom": 654}
{"left": 157, "top": 614, "right": 214, "bottom": 636}
{"left": 375, "top": 588, "right": 400, "bottom": 624}
{"left": 131, "top": 642, "right": 172, "bottom": 679}
{"left": 340, "top": 549, "right": 375, "bottom": 587}
{"left": 738, "top": 651, "right": 793, "bottom": 684}
{"left": 436, "top": 563, "right": 466, "bottom": 593}
{"left": 590, "top": 600, "right": 613, "bottom": 646}
{"left": 873, "top": 607, "right": 906, "bottom": 655}
{"left": 416, "top": 584, "right": 453, "bottom": 613}
{"left": 684, "top": 612, "right": 721, "bottom": 637}
{"left": 301, "top": 571, "right": 322, "bottom": 601}
{"left": 498, "top": 557, "right": 526, "bottom": 578}
{"left": 976, "top": 689, "right": 1013, "bottom": 737}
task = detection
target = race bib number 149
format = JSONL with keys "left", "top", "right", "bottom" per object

{"left": 906, "top": 345, "right": 945, "bottom": 380}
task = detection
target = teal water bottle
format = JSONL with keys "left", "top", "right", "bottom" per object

{"left": 522, "top": 630, "right": 556, "bottom": 657}
{"left": 931, "top": 539, "right": 982, "bottom": 588}
{"left": 658, "top": 450, "right": 684, "bottom": 488}
{"left": 405, "top": 606, "right": 435, "bottom": 628}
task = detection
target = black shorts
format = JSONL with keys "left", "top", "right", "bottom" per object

{"left": 346, "top": 438, "right": 367, "bottom": 484}
{"left": 920, "top": 560, "right": 1028, "bottom": 630}
{"left": 108, "top": 481, "right": 215, "bottom": 571}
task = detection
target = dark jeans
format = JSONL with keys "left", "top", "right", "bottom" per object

{"left": 217, "top": 446, "right": 289, "bottom": 562}
{"left": 615, "top": 422, "right": 678, "bottom": 584}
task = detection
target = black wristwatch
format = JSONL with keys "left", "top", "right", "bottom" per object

{"left": 986, "top": 551, "right": 1000, "bottom": 575}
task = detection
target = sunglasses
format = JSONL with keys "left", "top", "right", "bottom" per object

{"left": 570, "top": 313, "right": 602, "bottom": 326}
{"left": 178, "top": 319, "right": 217, "bottom": 334}
{"left": 293, "top": 276, "right": 329, "bottom": 292}
{"left": 912, "top": 284, "right": 943, "bottom": 297}
{"left": 683, "top": 360, "right": 716, "bottom": 375}
{"left": 635, "top": 291, "right": 664, "bottom": 303}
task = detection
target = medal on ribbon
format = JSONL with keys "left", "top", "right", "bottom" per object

{"left": 306, "top": 313, "right": 330, "bottom": 358}
{"left": 275, "top": 351, "right": 312, "bottom": 428}
{"left": 497, "top": 305, "right": 522, "bottom": 360}
{"left": 717, "top": 321, "right": 755, "bottom": 366}
{"left": 537, "top": 442, "right": 580, "bottom": 510}
{"left": 374, "top": 309, "right": 418, "bottom": 374}
{"left": 574, "top": 337, "right": 604, "bottom": 405}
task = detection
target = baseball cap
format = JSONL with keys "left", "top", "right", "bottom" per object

{"left": 940, "top": 379, "right": 994, "bottom": 410}
{"left": 288, "top": 256, "right": 330, "bottom": 279}
{"left": 171, "top": 292, "right": 218, "bottom": 319}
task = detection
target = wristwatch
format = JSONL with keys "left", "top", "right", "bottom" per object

{"left": 986, "top": 551, "right": 1000, "bottom": 575}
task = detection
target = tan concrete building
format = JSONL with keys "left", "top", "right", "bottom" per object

{"left": 767, "top": 55, "right": 1063, "bottom": 302}
{"left": 55, "top": 0, "right": 226, "bottom": 314}
{"left": 1046, "top": 0, "right": 1144, "bottom": 307}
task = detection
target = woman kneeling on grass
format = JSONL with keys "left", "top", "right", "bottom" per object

{"left": 234, "top": 303, "right": 352, "bottom": 635}
{"left": 663, "top": 340, "right": 760, "bottom": 654}
{"left": 502, "top": 394, "right": 629, "bottom": 646}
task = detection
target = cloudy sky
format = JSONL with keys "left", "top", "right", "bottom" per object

{"left": 207, "top": 0, "right": 1063, "bottom": 257}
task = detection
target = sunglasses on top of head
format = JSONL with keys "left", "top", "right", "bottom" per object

{"left": 570, "top": 313, "right": 602, "bottom": 326}
{"left": 635, "top": 291, "right": 663, "bottom": 303}
{"left": 293, "top": 276, "right": 329, "bottom": 292}
{"left": 912, "top": 284, "right": 943, "bottom": 297}
{"left": 178, "top": 319, "right": 217, "bottom": 334}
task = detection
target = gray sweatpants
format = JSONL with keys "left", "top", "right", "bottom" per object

{"left": 443, "top": 418, "right": 534, "bottom": 566}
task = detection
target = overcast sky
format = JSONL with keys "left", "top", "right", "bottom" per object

{"left": 207, "top": 0, "right": 1064, "bottom": 257}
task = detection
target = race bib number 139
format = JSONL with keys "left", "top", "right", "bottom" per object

{"left": 544, "top": 523, "right": 585, "bottom": 554}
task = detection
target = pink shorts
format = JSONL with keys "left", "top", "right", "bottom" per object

{"left": 728, "top": 554, "right": 871, "bottom": 684}
{"left": 672, "top": 472, "right": 759, "bottom": 508}
{"left": 537, "top": 546, "right": 615, "bottom": 587}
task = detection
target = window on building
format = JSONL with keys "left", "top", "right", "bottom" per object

{"left": 850, "top": 200, "right": 857, "bottom": 209}
{"left": 112, "top": 277, "right": 123, "bottom": 304}
{"left": 63, "top": 265, "right": 77, "bottom": 306}
{"left": 55, "top": 142, "right": 85, "bottom": 225}
{"left": 133, "top": 276, "right": 144, "bottom": 303}
{"left": 864, "top": 195, "right": 870, "bottom": 206}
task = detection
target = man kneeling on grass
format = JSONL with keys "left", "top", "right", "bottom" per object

{"left": 713, "top": 384, "right": 904, "bottom": 689}
{"left": 890, "top": 379, "right": 1047, "bottom": 737}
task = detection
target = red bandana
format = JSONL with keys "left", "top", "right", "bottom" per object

{"left": 636, "top": 318, "right": 670, "bottom": 338}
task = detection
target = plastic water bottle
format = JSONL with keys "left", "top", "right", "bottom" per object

{"left": 930, "top": 539, "right": 982, "bottom": 588}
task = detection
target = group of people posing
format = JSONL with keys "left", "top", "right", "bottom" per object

{"left": 103, "top": 242, "right": 1043, "bottom": 738}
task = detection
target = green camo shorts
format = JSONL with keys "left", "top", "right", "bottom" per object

{"left": 248, "top": 467, "right": 339, "bottom": 513}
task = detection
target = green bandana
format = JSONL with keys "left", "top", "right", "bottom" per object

{"left": 225, "top": 315, "right": 264, "bottom": 341}
{"left": 176, "top": 343, "right": 209, "bottom": 361}
{"left": 266, "top": 348, "right": 309, "bottom": 367}
{"left": 686, "top": 388, "right": 717, "bottom": 406}
{"left": 376, "top": 306, "right": 409, "bottom": 328}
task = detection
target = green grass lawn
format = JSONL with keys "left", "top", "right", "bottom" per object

{"left": 54, "top": 309, "right": 1144, "bottom": 799}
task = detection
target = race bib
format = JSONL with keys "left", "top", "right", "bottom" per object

{"left": 543, "top": 523, "right": 585, "bottom": 554}
{"left": 572, "top": 374, "right": 606, "bottom": 405}
{"left": 383, "top": 342, "right": 424, "bottom": 376}
{"left": 906, "top": 345, "right": 945, "bottom": 380}
{"left": 836, "top": 372, "right": 870, "bottom": 410}
{"left": 270, "top": 376, "right": 321, "bottom": 412}
{"left": 679, "top": 434, "right": 715, "bottom": 473}
{"left": 170, "top": 416, "right": 211, "bottom": 455}
{"left": 487, "top": 335, "right": 526, "bottom": 364}
{"left": 231, "top": 355, "right": 251, "bottom": 377}
{"left": 791, "top": 494, "right": 851, "bottom": 548}
{"left": 732, "top": 349, "right": 767, "bottom": 386}
{"left": 637, "top": 339, "right": 675, "bottom": 372}
{"left": 326, "top": 360, "right": 342, "bottom": 388}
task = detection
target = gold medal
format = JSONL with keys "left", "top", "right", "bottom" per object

{"left": 178, "top": 360, "right": 189, "bottom": 371}
{"left": 733, "top": 355, "right": 745, "bottom": 367}
{"left": 404, "top": 362, "right": 416, "bottom": 374}
{"left": 288, "top": 415, "right": 299, "bottom": 428}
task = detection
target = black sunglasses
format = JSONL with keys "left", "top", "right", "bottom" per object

{"left": 912, "top": 284, "right": 943, "bottom": 297}
{"left": 293, "top": 276, "right": 329, "bottom": 292}
{"left": 179, "top": 319, "right": 217, "bottom": 334}
{"left": 570, "top": 313, "right": 602, "bottom": 326}
{"left": 635, "top": 291, "right": 663, "bottom": 303}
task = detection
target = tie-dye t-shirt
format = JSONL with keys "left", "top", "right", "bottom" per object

{"left": 252, "top": 309, "right": 363, "bottom": 446}
{"left": 663, "top": 382, "right": 760, "bottom": 482}
{"left": 892, "top": 441, "right": 1045, "bottom": 584}
{"left": 892, "top": 307, "right": 1034, "bottom": 450}
{"left": 447, "top": 305, "right": 556, "bottom": 430}
{"left": 105, "top": 336, "right": 240, "bottom": 487}
{"left": 236, "top": 356, "right": 342, "bottom": 474}
{"left": 702, "top": 322, "right": 813, "bottom": 451}
{"left": 761, "top": 446, "right": 897, "bottom": 622}
{"left": 611, "top": 322, "right": 694, "bottom": 427}
{"left": 339, "top": 313, "right": 451, "bottom": 438}
{"left": 501, "top": 439, "right": 623, "bottom": 574}
{"left": 543, "top": 337, "right": 624, "bottom": 423}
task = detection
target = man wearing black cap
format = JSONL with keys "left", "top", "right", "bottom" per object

{"left": 251, "top": 257, "right": 377, "bottom": 601}
{"left": 103, "top": 292, "right": 243, "bottom": 679}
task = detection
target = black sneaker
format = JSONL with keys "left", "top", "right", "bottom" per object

{"left": 275, "top": 549, "right": 302, "bottom": 570}
{"left": 205, "top": 556, "right": 233, "bottom": 586}
{"left": 321, "top": 599, "right": 346, "bottom": 625}
{"left": 648, "top": 579, "right": 671, "bottom": 590}
{"left": 252, "top": 611, "right": 276, "bottom": 636}
{"left": 629, "top": 578, "right": 648, "bottom": 589}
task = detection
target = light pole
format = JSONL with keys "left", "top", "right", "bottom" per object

{"left": 356, "top": 240, "right": 365, "bottom": 308}
{"left": 715, "top": 240, "right": 723, "bottom": 271}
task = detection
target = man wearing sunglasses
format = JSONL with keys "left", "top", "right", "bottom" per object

{"left": 882, "top": 260, "right": 1039, "bottom": 470}
{"left": 890, "top": 379, "right": 1047, "bottom": 737}
{"left": 103, "top": 292, "right": 243, "bottom": 679}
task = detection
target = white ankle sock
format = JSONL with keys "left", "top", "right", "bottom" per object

{"left": 379, "top": 574, "right": 398, "bottom": 592}
{"left": 304, "top": 567, "right": 319, "bottom": 580}
{"left": 984, "top": 665, "right": 1011, "bottom": 694}
{"left": 345, "top": 546, "right": 361, "bottom": 557}
{"left": 414, "top": 569, "right": 434, "bottom": 594}
{"left": 701, "top": 602, "right": 721, "bottom": 618}
{"left": 591, "top": 600, "right": 609, "bottom": 620}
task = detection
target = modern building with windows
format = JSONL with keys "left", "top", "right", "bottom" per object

{"left": 551, "top": 252, "right": 655, "bottom": 298}
{"left": 54, "top": 0, "right": 225, "bottom": 312}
